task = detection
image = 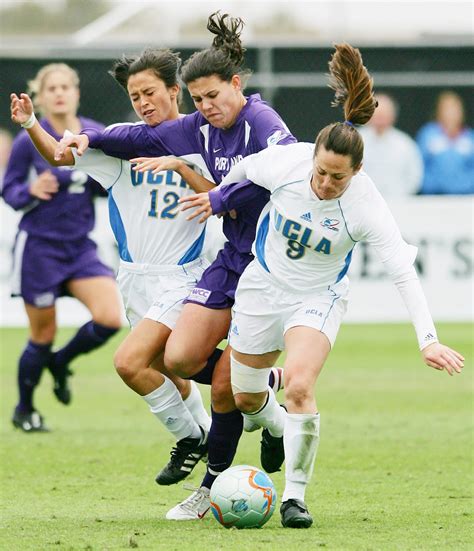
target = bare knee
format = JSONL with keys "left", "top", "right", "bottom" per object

{"left": 285, "top": 376, "right": 314, "bottom": 410}
{"left": 211, "top": 378, "right": 235, "bottom": 412}
{"left": 114, "top": 347, "right": 143, "bottom": 384}
{"left": 234, "top": 392, "right": 264, "bottom": 414}
{"left": 164, "top": 347, "right": 201, "bottom": 379}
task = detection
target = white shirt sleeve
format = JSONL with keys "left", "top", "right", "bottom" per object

{"left": 353, "top": 187, "right": 438, "bottom": 349}
{"left": 393, "top": 268, "right": 438, "bottom": 350}
{"left": 221, "top": 148, "right": 277, "bottom": 191}
{"left": 72, "top": 148, "right": 123, "bottom": 190}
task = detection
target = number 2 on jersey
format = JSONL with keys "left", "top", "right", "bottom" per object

{"left": 148, "top": 190, "right": 180, "bottom": 219}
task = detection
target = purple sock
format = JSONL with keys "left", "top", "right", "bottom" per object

{"left": 17, "top": 340, "right": 52, "bottom": 413}
{"left": 189, "top": 348, "right": 223, "bottom": 385}
{"left": 201, "top": 408, "right": 244, "bottom": 489}
{"left": 50, "top": 321, "right": 118, "bottom": 371}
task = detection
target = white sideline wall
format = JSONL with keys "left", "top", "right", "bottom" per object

{"left": 0, "top": 196, "right": 472, "bottom": 327}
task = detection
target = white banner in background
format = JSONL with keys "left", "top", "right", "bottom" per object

{"left": 0, "top": 196, "right": 472, "bottom": 326}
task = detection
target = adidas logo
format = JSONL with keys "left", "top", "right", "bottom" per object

{"left": 231, "top": 324, "right": 239, "bottom": 336}
{"left": 300, "top": 212, "right": 312, "bottom": 222}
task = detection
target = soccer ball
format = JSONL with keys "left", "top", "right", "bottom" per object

{"left": 210, "top": 465, "right": 277, "bottom": 529}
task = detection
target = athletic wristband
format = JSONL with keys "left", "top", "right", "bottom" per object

{"left": 21, "top": 112, "right": 37, "bottom": 129}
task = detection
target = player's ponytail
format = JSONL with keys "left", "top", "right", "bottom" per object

{"left": 315, "top": 43, "right": 377, "bottom": 168}
{"left": 207, "top": 12, "right": 246, "bottom": 69}
{"left": 181, "top": 11, "right": 251, "bottom": 85}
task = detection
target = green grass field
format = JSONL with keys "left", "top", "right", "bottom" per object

{"left": 1, "top": 324, "right": 472, "bottom": 550}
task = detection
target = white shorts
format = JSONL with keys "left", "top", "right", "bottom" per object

{"left": 229, "top": 260, "right": 348, "bottom": 354}
{"left": 117, "top": 257, "right": 209, "bottom": 329}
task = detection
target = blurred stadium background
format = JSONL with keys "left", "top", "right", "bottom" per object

{"left": 1, "top": 0, "right": 473, "bottom": 326}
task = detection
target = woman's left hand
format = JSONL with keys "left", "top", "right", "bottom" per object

{"left": 179, "top": 193, "right": 213, "bottom": 223}
{"left": 130, "top": 156, "right": 183, "bottom": 174}
{"left": 422, "top": 342, "right": 464, "bottom": 375}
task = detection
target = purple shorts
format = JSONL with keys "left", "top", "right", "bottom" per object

{"left": 185, "top": 244, "right": 253, "bottom": 310}
{"left": 12, "top": 232, "right": 114, "bottom": 308}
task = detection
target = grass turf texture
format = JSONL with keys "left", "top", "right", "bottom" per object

{"left": 0, "top": 323, "right": 472, "bottom": 550}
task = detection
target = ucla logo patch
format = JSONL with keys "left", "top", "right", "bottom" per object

{"left": 320, "top": 218, "right": 340, "bottom": 232}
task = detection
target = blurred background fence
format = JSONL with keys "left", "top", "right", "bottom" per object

{"left": 1, "top": 45, "right": 473, "bottom": 141}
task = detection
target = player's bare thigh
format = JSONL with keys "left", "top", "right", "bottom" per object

{"left": 67, "top": 276, "right": 122, "bottom": 328}
{"left": 164, "top": 303, "right": 231, "bottom": 377}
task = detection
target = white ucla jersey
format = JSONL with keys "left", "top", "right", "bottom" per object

{"left": 73, "top": 148, "right": 213, "bottom": 266}
{"left": 221, "top": 142, "right": 417, "bottom": 292}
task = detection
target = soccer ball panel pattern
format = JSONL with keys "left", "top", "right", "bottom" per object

{"left": 210, "top": 465, "right": 277, "bottom": 529}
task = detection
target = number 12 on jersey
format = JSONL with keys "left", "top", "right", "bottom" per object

{"left": 148, "top": 190, "right": 180, "bottom": 219}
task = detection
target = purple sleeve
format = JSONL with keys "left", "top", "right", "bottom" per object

{"left": 209, "top": 180, "right": 264, "bottom": 214}
{"left": 253, "top": 108, "right": 297, "bottom": 148}
{"left": 82, "top": 124, "right": 156, "bottom": 159}
{"left": 82, "top": 116, "right": 200, "bottom": 160}
{"left": 2, "top": 133, "right": 37, "bottom": 210}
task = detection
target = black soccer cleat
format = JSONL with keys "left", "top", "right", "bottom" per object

{"left": 155, "top": 427, "right": 208, "bottom": 486}
{"left": 260, "top": 427, "right": 285, "bottom": 473}
{"left": 280, "top": 499, "right": 313, "bottom": 528}
{"left": 12, "top": 408, "right": 49, "bottom": 433}
{"left": 49, "top": 354, "right": 73, "bottom": 405}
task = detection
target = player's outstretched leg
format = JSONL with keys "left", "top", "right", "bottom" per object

{"left": 166, "top": 352, "right": 244, "bottom": 521}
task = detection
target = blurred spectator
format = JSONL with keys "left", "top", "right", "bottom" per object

{"left": 0, "top": 128, "right": 13, "bottom": 190}
{"left": 359, "top": 93, "right": 423, "bottom": 196}
{"left": 416, "top": 91, "right": 474, "bottom": 195}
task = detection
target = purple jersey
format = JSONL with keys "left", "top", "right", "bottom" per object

{"left": 2, "top": 117, "right": 105, "bottom": 241}
{"left": 82, "top": 94, "right": 297, "bottom": 268}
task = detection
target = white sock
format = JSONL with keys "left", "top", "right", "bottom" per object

{"left": 183, "top": 381, "right": 211, "bottom": 432}
{"left": 243, "top": 388, "right": 286, "bottom": 437}
{"left": 142, "top": 376, "right": 202, "bottom": 441}
{"left": 282, "top": 412, "right": 320, "bottom": 503}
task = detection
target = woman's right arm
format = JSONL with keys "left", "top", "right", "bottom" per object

{"left": 10, "top": 93, "right": 75, "bottom": 166}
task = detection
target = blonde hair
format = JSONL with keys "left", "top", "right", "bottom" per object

{"left": 27, "top": 63, "right": 80, "bottom": 114}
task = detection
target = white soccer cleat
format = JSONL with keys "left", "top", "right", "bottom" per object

{"left": 165, "top": 486, "right": 211, "bottom": 521}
